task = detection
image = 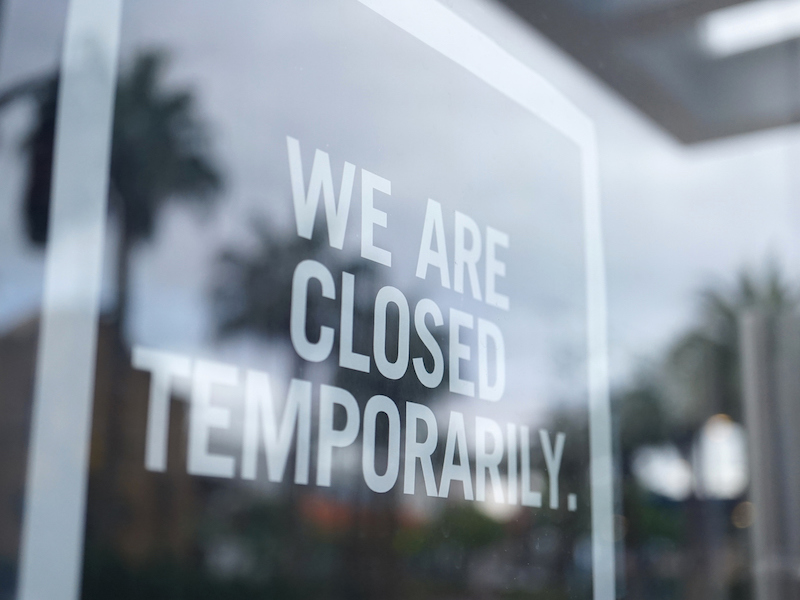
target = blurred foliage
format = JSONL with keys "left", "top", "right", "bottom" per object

{"left": 0, "top": 50, "right": 223, "bottom": 328}
{"left": 616, "top": 263, "right": 795, "bottom": 599}
{"left": 397, "top": 504, "right": 506, "bottom": 556}
{"left": 619, "top": 263, "right": 796, "bottom": 460}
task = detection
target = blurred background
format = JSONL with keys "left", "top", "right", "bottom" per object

{"left": 3, "top": 0, "right": 800, "bottom": 599}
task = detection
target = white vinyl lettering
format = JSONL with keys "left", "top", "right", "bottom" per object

{"left": 126, "top": 138, "right": 575, "bottom": 509}
{"left": 373, "top": 286, "right": 410, "bottom": 380}
{"left": 133, "top": 346, "right": 191, "bottom": 473}
{"left": 485, "top": 226, "right": 509, "bottom": 310}
{"left": 287, "top": 136, "right": 355, "bottom": 249}
{"left": 362, "top": 395, "right": 401, "bottom": 493}
{"left": 415, "top": 198, "right": 450, "bottom": 287}
{"left": 453, "top": 211, "right": 482, "bottom": 300}
{"left": 438, "top": 411, "right": 474, "bottom": 500}
{"left": 449, "top": 308, "right": 474, "bottom": 396}
{"left": 475, "top": 417, "right": 505, "bottom": 503}
{"left": 316, "top": 385, "right": 360, "bottom": 487}
{"left": 241, "top": 371, "right": 311, "bottom": 484}
{"left": 507, "top": 423, "right": 518, "bottom": 505}
{"left": 478, "top": 318, "right": 506, "bottom": 402}
{"left": 188, "top": 360, "right": 238, "bottom": 479}
{"left": 412, "top": 298, "right": 444, "bottom": 388}
{"left": 339, "top": 271, "right": 370, "bottom": 373}
{"left": 403, "top": 402, "right": 439, "bottom": 496}
{"left": 290, "top": 260, "right": 335, "bottom": 362}
{"left": 520, "top": 425, "right": 543, "bottom": 507}
{"left": 541, "top": 429, "right": 566, "bottom": 509}
{"left": 361, "top": 169, "right": 392, "bottom": 266}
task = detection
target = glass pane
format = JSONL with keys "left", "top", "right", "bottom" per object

{"left": 3, "top": 1, "right": 800, "bottom": 599}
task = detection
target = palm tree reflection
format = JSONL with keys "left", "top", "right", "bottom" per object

{"left": 619, "top": 265, "right": 796, "bottom": 600}
{"left": 1, "top": 49, "right": 223, "bottom": 599}
{"left": 1, "top": 50, "right": 222, "bottom": 333}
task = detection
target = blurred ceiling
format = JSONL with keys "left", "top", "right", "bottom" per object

{"left": 498, "top": 0, "right": 800, "bottom": 143}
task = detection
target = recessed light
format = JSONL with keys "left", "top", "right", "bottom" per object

{"left": 700, "top": 0, "right": 800, "bottom": 57}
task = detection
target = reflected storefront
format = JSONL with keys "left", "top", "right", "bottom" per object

{"left": 2, "top": 1, "right": 800, "bottom": 600}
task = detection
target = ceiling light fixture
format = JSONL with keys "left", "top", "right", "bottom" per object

{"left": 700, "top": 0, "right": 800, "bottom": 57}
